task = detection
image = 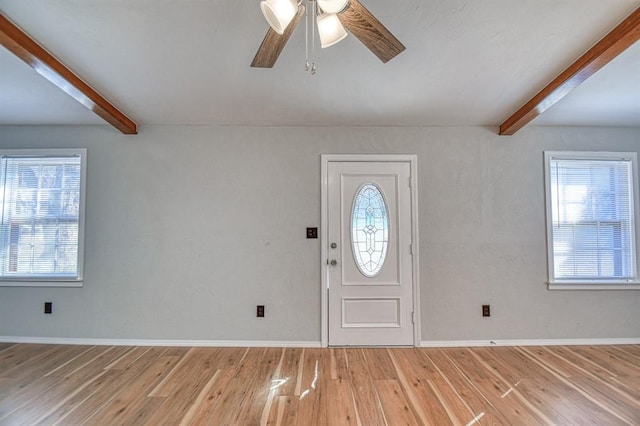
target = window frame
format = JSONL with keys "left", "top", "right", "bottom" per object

{"left": 0, "top": 148, "right": 87, "bottom": 287}
{"left": 544, "top": 151, "right": 640, "bottom": 290}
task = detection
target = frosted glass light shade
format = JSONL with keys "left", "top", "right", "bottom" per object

{"left": 260, "top": 0, "right": 298, "bottom": 35}
{"left": 317, "top": 13, "right": 348, "bottom": 48}
{"left": 317, "top": 0, "right": 349, "bottom": 14}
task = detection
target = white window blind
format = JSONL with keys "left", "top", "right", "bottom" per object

{"left": 0, "top": 150, "right": 86, "bottom": 284}
{"left": 545, "top": 152, "right": 639, "bottom": 286}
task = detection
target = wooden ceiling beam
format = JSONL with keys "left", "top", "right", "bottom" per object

{"left": 0, "top": 13, "right": 137, "bottom": 134}
{"left": 499, "top": 7, "right": 640, "bottom": 136}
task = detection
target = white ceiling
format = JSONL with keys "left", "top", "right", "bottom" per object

{"left": 0, "top": 0, "right": 638, "bottom": 130}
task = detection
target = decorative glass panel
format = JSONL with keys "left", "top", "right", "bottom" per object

{"left": 351, "top": 183, "right": 389, "bottom": 277}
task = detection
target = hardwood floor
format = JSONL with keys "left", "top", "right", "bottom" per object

{"left": 0, "top": 344, "right": 638, "bottom": 425}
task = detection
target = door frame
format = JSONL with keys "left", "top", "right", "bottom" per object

{"left": 320, "top": 154, "right": 421, "bottom": 347}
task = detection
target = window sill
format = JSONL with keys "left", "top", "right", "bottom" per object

{"left": 548, "top": 282, "right": 640, "bottom": 290}
{"left": 0, "top": 280, "right": 83, "bottom": 288}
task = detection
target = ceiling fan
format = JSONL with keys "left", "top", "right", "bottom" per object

{"left": 251, "top": 0, "right": 405, "bottom": 68}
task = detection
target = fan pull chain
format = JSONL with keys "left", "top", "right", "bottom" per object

{"left": 303, "top": 1, "right": 317, "bottom": 75}
{"left": 304, "top": 0, "right": 310, "bottom": 71}
{"left": 311, "top": 0, "right": 317, "bottom": 74}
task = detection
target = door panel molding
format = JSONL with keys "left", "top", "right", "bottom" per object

{"left": 321, "top": 154, "right": 420, "bottom": 347}
{"left": 342, "top": 297, "right": 402, "bottom": 328}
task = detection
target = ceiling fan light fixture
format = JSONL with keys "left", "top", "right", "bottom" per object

{"left": 260, "top": 0, "right": 298, "bottom": 35}
{"left": 317, "top": 13, "right": 348, "bottom": 48}
{"left": 252, "top": 0, "right": 406, "bottom": 69}
{"left": 317, "top": 0, "right": 349, "bottom": 14}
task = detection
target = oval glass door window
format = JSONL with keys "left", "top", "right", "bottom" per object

{"left": 351, "top": 183, "right": 389, "bottom": 277}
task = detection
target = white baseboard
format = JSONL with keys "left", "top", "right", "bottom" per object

{"left": 0, "top": 336, "right": 322, "bottom": 348}
{"left": 419, "top": 338, "right": 640, "bottom": 348}
{"left": 2, "top": 336, "right": 637, "bottom": 348}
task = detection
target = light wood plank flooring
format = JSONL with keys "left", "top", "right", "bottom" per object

{"left": 0, "top": 344, "right": 638, "bottom": 425}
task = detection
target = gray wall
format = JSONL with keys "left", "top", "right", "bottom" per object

{"left": 0, "top": 125, "right": 638, "bottom": 343}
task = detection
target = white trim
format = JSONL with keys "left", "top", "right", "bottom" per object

{"left": 2, "top": 336, "right": 636, "bottom": 349}
{"left": 320, "top": 154, "right": 420, "bottom": 348}
{"left": 0, "top": 336, "right": 322, "bottom": 348}
{"left": 420, "top": 338, "right": 640, "bottom": 348}
{"left": 0, "top": 148, "right": 87, "bottom": 286}
{"left": 548, "top": 283, "right": 640, "bottom": 290}
{"left": 320, "top": 156, "right": 329, "bottom": 347}
{"left": 544, "top": 151, "right": 640, "bottom": 287}
{"left": 0, "top": 281, "right": 83, "bottom": 288}
{"left": 409, "top": 155, "right": 421, "bottom": 347}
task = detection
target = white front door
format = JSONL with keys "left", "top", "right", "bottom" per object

{"left": 326, "top": 159, "right": 416, "bottom": 346}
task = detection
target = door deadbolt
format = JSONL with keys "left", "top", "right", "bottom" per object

{"left": 330, "top": 242, "right": 337, "bottom": 249}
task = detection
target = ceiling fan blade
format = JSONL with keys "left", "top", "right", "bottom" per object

{"left": 338, "top": 0, "right": 405, "bottom": 63}
{"left": 251, "top": 5, "right": 306, "bottom": 68}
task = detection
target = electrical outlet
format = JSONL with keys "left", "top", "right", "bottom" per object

{"left": 482, "top": 305, "right": 490, "bottom": 317}
{"left": 44, "top": 302, "right": 53, "bottom": 314}
{"left": 257, "top": 305, "right": 265, "bottom": 317}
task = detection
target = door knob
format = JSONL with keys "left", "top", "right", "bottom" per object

{"left": 329, "top": 259, "right": 338, "bottom": 266}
